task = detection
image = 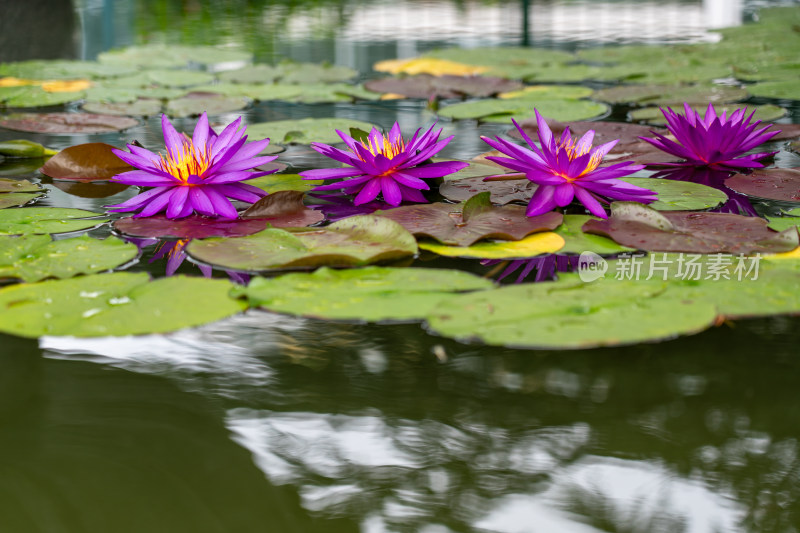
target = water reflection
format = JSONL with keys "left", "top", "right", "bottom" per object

{"left": 38, "top": 311, "right": 800, "bottom": 531}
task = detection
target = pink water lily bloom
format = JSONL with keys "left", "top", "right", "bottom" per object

{"left": 299, "top": 122, "right": 468, "bottom": 206}
{"left": 481, "top": 110, "right": 655, "bottom": 219}
{"left": 108, "top": 113, "right": 276, "bottom": 219}
{"left": 639, "top": 103, "right": 779, "bottom": 170}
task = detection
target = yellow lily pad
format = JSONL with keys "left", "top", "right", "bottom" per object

{"left": 373, "top": 58, "right": 488, "bottom": 77}
{"left": 419, "top": 232, "right": 565, "bottom": 259}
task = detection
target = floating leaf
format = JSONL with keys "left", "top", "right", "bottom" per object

{"left": 113, "top": 215, "right": 269, "bottom": 240}
{"left": 50, "top": 180, "right": 129, "bottom": 199}
{"left": 498, "top": 85, "right": 594, "bottom": 100}
{"left": 554, "top": 214, "right": 632, "bottom": 255}
{"left": 439, "top": 175, "right": 535, "bottom": 204}
{"left": 0, "top": 234, "right": 137, "bottom": 282}
{"left": 217, "top": 65, "right": 282, "bottom": 84}
{"left": 233, "top": 266, "right": 494, "bottom": 322}
{"left": 593, "top": 84, "right": 748, "bottom": 106}
{"left": 443, "top": 161, "right": 510, "bottom": 181}
{"left": 246, "top": 173, "right": 323, "bottom": 194}
{"left": 165, "top": 93, "right": 249, "bottom": 118}
{"left": 767, "top": 216, "right": 800, "bottom": 233}
{"left": 246, "top": 118, "right": 379, "bottom": 145}
{"left": 39, "top": 142, "right": 132, "bottom": 181}
{"left": 725, "top": 168, "right": 800, "bottom": 203}
{"left": 583, "top": 202, "right": 799, "bottom": 254}
{"left": 0, "top": 140, "right": 56, "bottom": 158}
{"left": 425, "top": 276, "right": 718, "bottom": 349}
{"left": 240, "top": 190, "right": 324, "bottom": 227}
{"left": 629, "top": 104, "right": 786, "bottom": 125}
{"left": 419, "top": 232, "right": 565, "bottom": 259}
{"left": 278, "top": 62, "right": 357, "bottom": 84}
{"left": 2, "top": 87, "right": 85, "bottom": 107}
{"left": 0, "top": 113, "right": 138, "bottom": 134}
{"left": 748, "top": 80, "right": 800, "bottom": 100}
{"left": 438, "top": 98, "right": 608, "bottom": 123}
{"left": 376, "top": 196, "right": 562, "bottom": 246}
{"left": 190, "top": 83, "right": 303, "bottom": 101}
{"left": 0, "top": 193, "right": 44, "bottom": 209}
{"left": 0, "top": 60, "right": 135, "bottom": 80}
{"left": 507, "top": 118, "right": 663, "bottom": 149}
{"left": 364, "top": 75, "right": 522, "bottom": 99}
{"left": 145, "top": 70, "right": 216, "bottom": 88}
{"left": 98, "top": 44, "right": 252, "bottom": 69}
{"left": 0, "top": 179, "right": 44, "bottom": 194}
{"left": 619, "top": 177, "right": 728, "bottom": 211}
{"left": 186, "top": 215, "right": 417, "bottom": 271}
{"left": 0, "top": 207, "right": 107, "bottom": 235}
{"left": 82, "top": 99, "right": 163, "bottom": 117}
{"left": 0, "top": 272, "right": 245, "bottom": 338}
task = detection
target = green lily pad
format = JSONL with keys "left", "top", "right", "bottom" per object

{"left": 365, "top": 75, "right": 523, "bottom": 99}
{"left": 0, "top": 60, "right": 136, "bottom": 80}
{"left": 499, "top": 85, "right": 594, "bottom": 100}
{"left": 278, "top": 62, "right": 357, "bottom": 84}
{"left": 629, "top": 104, "right": 786, "bottom": 125}
{"left": 425, "top": 275, "right": 718, "bottom": 349}
{"left": 0, "top": 193, "right": 44, "bottom": 209}
{"left": 425, "top": 47, "right": 575, "bottom": 80}
{"left": 0, "top": 234, "right": 138, "bottom": 282}
{"left": 165, "top": 93, "right": 249, "bottom": 118}
{"left": 217, "top": 65, "right": 282, "bottom": 84}
{"left": 419, "top": 232, "right": 565, "bottom": 259}
{"left": 593, "top": 84, "right": 748, "bottom": 106}
{"left": 554, "top": 214, "right": 633, "bottom": 255}
{"left": 522, "top": 64, "right": 599, "bottom": 83}
{"left": 0, "top": 179, "right": 44, "bottom": 194}
{"left": 98, "top": 45, "right": 252, "bottom": 69}
{"left": 767, "top": 216, "right": 800, "bottom": 232}
{"left": 82, "top": 99, "right": 164, "bottom": 116}
{"left": 246, "top": 118, "right": 379, "bottom": 145}
{"left": 246, "top": 173, "right": 323, "bottom": 194}
{"left": 583, "top": 202, "right": 799, "bottom": 254}
{"left": 0, "top": 113, "right": 139, "bottom": 134}
{"left": 376, "top": 195, "right": 563, "bottom": 246}
{"left": 0, "top": 140, "right": 56, "bottom": 158}
{"left": 233, "top": 266, "right": 494, "bottom": 322}
{"left": 438, "top": 98, "right": 608, "bottom": 123}
{"left": 190, "top": 83, "right": 303, "bottom": 101}
{"left": 0, "top": 272, "right": 245, "bottom": 338}
{"left": 186, "top": 215, "right": 417, "bottom": 271}
{"left": 619, "top": 178, "right": 728, "bottom": 211}
{"left": 748, "top": 80, "right": 800, "bottom": 100}
{"left": 2, "top": 87, "right": 85, "bottom": 108}
{"left": 0, "top": 207, "right": 107, "bottom": 235}
{"left": 145, "top": 70, "right": 216, "bottom": 88}
{"left": 442, "top": 161, "right": 513, "bottom": 181}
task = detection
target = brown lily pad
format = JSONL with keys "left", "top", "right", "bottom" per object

{"left": 725, "top": 168, "right": 800, "bottom": 203}
{"left": 768, "top": 123, "right": 800, "bottom": 141}
{"left": 439, "top": 175, "right": 536, "bottom": 204}
{"left": 364, "top": 74, "right": 523, "bottom": 99}
{"left": 240, "top": 190, "right": 324, "bottom": 227}
{"left": 50, "top": 180, "right": 130, "bottom": 198}
{"left": 0, "top": 113, "right": 139, "bottom": 134}
{"left": 40, "top": 142, "right": 133, "bottom": 181}
{"left": 113, "top": 215, "right": 269, "bottom": 240}
{"left": 583, "top": 202, "right": 799, "bottom": 254}
{"left": 376, "top": 193, "right": 562, "bottom": 246}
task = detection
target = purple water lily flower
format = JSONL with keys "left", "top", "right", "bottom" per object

{"left": 108, "top": 113, "right": 277, "bottom": 219}
{"left": 481, "top": 109, "right": 655, "bottom": 219}
{"left": 299, "top": 122, "right": 468, "bottom": 206}
{"left": 639, "top": 103, "right": 779, "bottom": 170}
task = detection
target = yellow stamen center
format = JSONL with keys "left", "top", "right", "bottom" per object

{"left": 557, "top": 136, "right": 603, "bottom": 181}
{"left": 158, "top": 141, "right": 211, "bottom": 184}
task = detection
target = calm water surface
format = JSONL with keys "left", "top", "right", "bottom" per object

{"left": 2, "top": 1, "right": 800, "bottom": 531}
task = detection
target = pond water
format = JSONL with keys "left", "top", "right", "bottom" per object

{"left": 2, "top": 0, "right": 800, "bottom": 532}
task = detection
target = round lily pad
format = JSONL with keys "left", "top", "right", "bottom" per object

{"left": 498, "top": 85, "right": 594, "bottom": 100}
{"left": 425, "top": 276, "right": 718, "bottom": 349}
{"left": 98, "top": 45, "right": 252, "bottom": 69}
{"left": 217, "top": 65, "right": 282, "bottom": 84}
{"left": 438, "top": 99, "right": 608, "bottom": 123}
{"left": 748, "top": 80, "right": 800, "bottom": 100}
{"left": 554, "top": 214, "right": 632, "bottom": 255}
{"left": 113, "top": 215, "right": 270, "bottom": 240}
{"left": 165, "top": 93, "right": 250, "bottom": 118}
{"left": 232, "top": 266, "right": 494, "bottom": 322}
{"left": 247, "top": 174, "right": 322, "bottom": 194}
{"left": 0, "top": 59, "right": 136, "bottom": 80}
{"left": 725, "top": 168, "right": 800, "bottom": 203}
{"left": 82, "top": 99, "right": 163, "bottom": 116}
{"left": 3, "top": 87, "right": 86, "bottom": 108}
{"left": 186, "top": 215, "right": 417, "bottom": 271}
{"left": 0, "top": 207, "right": 107, "bottom": 235}
{"left": 418, "top": 232, "right": 565, "bottom": 259}
{"left": 593, "top": 84, "right": 748, "bottom": 106}
{"left": 0, "top": 193, "right": 44, "bottom": 209}
{"left": 40, "top": 142, "right": 133, "bottom": 181}
{"left": 365, "top": 75, "right": 522, "bottom": 99}
{"left": 0, "top": 272, "right": 245, "bottom": 338}
{"left": 0, "top": 234, "right": 138, "bottom": 282}
{"left": 0, "top": 179, "right": 43, "bottom": 194}
{"left": 144, "top": 70, "right": 216, "bottom": 88}
{"left": 439, "top": 175, "right": 535, "bottom": 205}
{"left": 245, "top": 118, "right": 379, "bottom": 145}
{"left": 278, "top": 62, "right": 358, "bottom": 84}
{"left": 0, "top": 113, "right": 139, "bottom": 134}
{"left": 619, "top": 178, "right": 728, "bottom": 211}
{"left": 629, "top": 104, "right": 786, "bottom": 125}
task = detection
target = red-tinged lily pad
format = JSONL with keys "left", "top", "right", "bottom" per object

{"left": 582, "top": 202, "right": 799, "bottom": 254}
{"left": 376, "top": 192, "right": 562, "bottom": 246}
{"left": 241, "top": 190, "right": 324, "bottom": 227}
{"left": 364, "top": 75, "right": 523, "bottom": 99}
{"left": 113, "top": 215, "right": 269, "bottom": 240}
{"left": 768, "top": 123, "right": 800, "bottom": 141}
{"left": 725, "top": 168, "right": 800, "bottom": 203}
{"left": 186, "top": 215, "right": 417, "bottom": 271}
{"left": 508, "top": 118, "right": 664, "bottom": 149}
{"left": 39, "top": 142, "right": 133, "bottom": 181}
{"left": 439, "top": 175, "right": 536, "bottom": 204}
{"left": 0, "top": 113, "right": 139, "bottom": 134}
